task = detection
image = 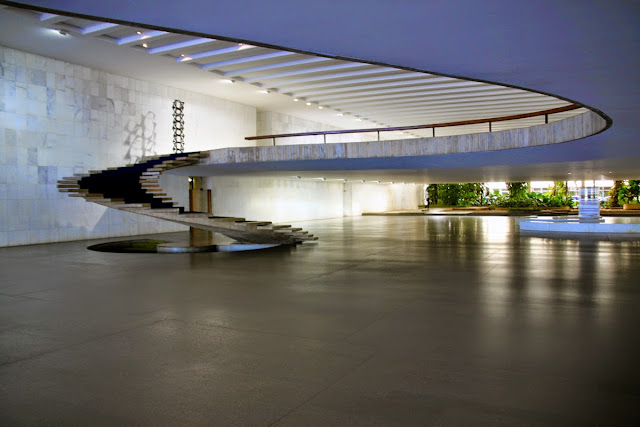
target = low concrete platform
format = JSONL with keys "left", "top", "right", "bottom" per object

{"left": 519, "top": 216, "right": 640, "bottom": 238}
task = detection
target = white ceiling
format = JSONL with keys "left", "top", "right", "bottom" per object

{"left": 0, "top": 5, "right": 580, "bottom": 141}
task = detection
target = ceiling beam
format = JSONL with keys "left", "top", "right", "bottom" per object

{"left": 292, "top": 75, "right": 453, "bottom": 98}
{"left": 177, "top": 44, "right": 256, "bottom": 62}
{"left": 244, "top": 63, "right": 374, "bottom": 83}
{"left": 224, "top": 57, "right": 329, "bottom": 77}
{"left": 81, "top": 22, "right": 120, "bottom": 36}
{"left": 116, "top": 30, "right": 168, "bottom": 46}
{"left": 370, "top": 104, "right": 568, "bottom": 122}
{"left": 200, "top": 51, "right": 294, "bottom": 70}
{"left": 308, "top": 81, "right": 485, "bottom": 103}
{"left": 281, "top": 72, "right": 424, "bottom": 92}
{"left": 39, "top": 13, "right": 66, "bottom": 24}
{"left": 269, "top": 67, "right": 401, "bottom": 87}
{"left": 357, "top": 97, "right": 566, "bottom": 116}
{"left": 147, "top": 37, "right": 215, "bottom": 55}
{"left": 327, "top": 86, "right": 522, "bottom": 108}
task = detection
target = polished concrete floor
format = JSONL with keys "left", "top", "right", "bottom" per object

{"left": 1, "top": 216, "right": 639, "bottom": 425}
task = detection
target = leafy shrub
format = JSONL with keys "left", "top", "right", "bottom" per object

{"left": 487, "top": 190, "right": 573, "bottom": 208}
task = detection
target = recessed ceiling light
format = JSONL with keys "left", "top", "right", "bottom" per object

{"left": 142, "top": 43, "right": 148, "bottom": 48}
{"left": 293, "top": 98, "right": 299, "bottom": 102}
{"left": 306, "top": 102, "right": 312, "bottom": 106}
{"left": 136, "top": 31, "right": 142, "bottom": 35}
{"left": 355, "top": 118, "right": 362, "bottom": 122}
{"left": 259, "top": 90, "right": 270, "bottom": 94}
{"left": 337, "top": 113, "right": 344, "bottom": 116}
{"left": 221, "top": 79, "right": 234, "bottom": 84}
{"left": 318, "top": 106, "right": 323, "bottom": 110}
{"left": 568, "top": 172, "right": 572, "bottom": 175}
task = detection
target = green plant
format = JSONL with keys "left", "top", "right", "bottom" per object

{"left": 426, "top": 184, "right": 438, "bottom": 205}
{"left": 619, "top": 180, "right": 640, "bottom": 205}
{"left": 487, "top": 190, "right": 573, "bottom": 208}
{"left": 548, "top": 181, "right": 568, "bottom": 197}
{"left": 431, "top": 183, "right": 486, "bottom": 206}
{"left": 506, "top": 182, "right": 528, "bottom": 199}
{"left": 609, "top": 181, "right": 624, "bottom": 208}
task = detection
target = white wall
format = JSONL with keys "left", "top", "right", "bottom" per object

{"left": 204, "top": 177, "right": 421, "bottom": 223}
{"left": 256, "top": 111, "right": 377, "bottom": 146}
{"left": 0, "top": 46, "right": 255, "bottom": 247}
{"left": 346, "top": 183, "right": 422, "bottom": 215}
{"left": 207, "top": 176, "right": 344, "bottom": 223}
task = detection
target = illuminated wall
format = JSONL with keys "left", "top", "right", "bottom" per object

{"left": 0, "top": 46, "right": 255, "bottom": 246}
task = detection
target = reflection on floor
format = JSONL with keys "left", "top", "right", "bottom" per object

{"left": 0, "top": 216, "right": 639, "bottom": 425}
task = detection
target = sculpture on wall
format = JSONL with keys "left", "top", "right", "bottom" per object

{"left": 124, "top": 111, "right": 157, "bottom": 163}
{"left": 172, "top": 100, "right": 185, "bottom": 153}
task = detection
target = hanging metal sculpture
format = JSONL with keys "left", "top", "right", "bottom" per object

{"left": 172, "top": 100, "right": 185, "bottom": 153}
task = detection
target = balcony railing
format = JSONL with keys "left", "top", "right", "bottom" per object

{"left": 246, "top": 104, "right": 581, "bottom": 146}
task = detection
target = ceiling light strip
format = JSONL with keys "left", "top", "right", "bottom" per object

{"left": 311, "top": 81, "right": 485, "bottom": 102}
{"left": 200, "top": 51, "right": 295, "bottom": 70}
{"left": 292, "top": 75, "right": 454, "bottom": 97}
{"left": 81, "top": 22, "right": 120, "bottom": 35}
{"left": 117, "top": 30, "right": 168, "bottom": 46}
{"left": 244, "top": 63, "right": 373, "bottom": 83}
{"left": 223, "top": 57, "right": 329, "bottom": 77}
{"left": 147, "top": 37, "right": 215, "bottom": 54}
{"left": 39, "top": 13, "right": 65, "bottom": 24}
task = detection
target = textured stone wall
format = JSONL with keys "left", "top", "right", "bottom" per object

{"left": 0, "top": 46, "right": 256, "bottom": 247}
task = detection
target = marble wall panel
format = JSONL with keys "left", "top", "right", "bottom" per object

{"left": 0, "top": 46, "right": 256, "bottom": 246}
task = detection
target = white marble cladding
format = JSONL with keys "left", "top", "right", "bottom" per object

{"left": 256, "top": 111, "right": 376, "bottom": 146}
{"left": 0, "top": 46, "right": 256, "bottom": 246}
{"left": 208, "top": 111, "right": 606, "bottom": 165}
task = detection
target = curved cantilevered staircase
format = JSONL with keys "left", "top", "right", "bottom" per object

{"left": 56, "top": 151, "right": 317, "bottom": 245}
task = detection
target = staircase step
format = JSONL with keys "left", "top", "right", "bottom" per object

{"left": 209, "top": 216, "right": 245, "bottom": 222}
{"left": 149, "top": 208, "right": 181, "bottom": 213}
{"left": 122, "top": 203, "right": 152, "bottom": 208}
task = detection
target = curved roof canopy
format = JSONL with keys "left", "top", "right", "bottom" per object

{"left": 1, "top": 0, "right": 638, "bottom": 182}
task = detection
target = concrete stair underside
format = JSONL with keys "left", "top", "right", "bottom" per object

{"left": 57, "top": 151, "right": 317, "bottom": 245}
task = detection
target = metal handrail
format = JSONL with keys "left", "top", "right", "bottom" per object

{"left": 246, "top": 104, "right": 581, "bottom": 145}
